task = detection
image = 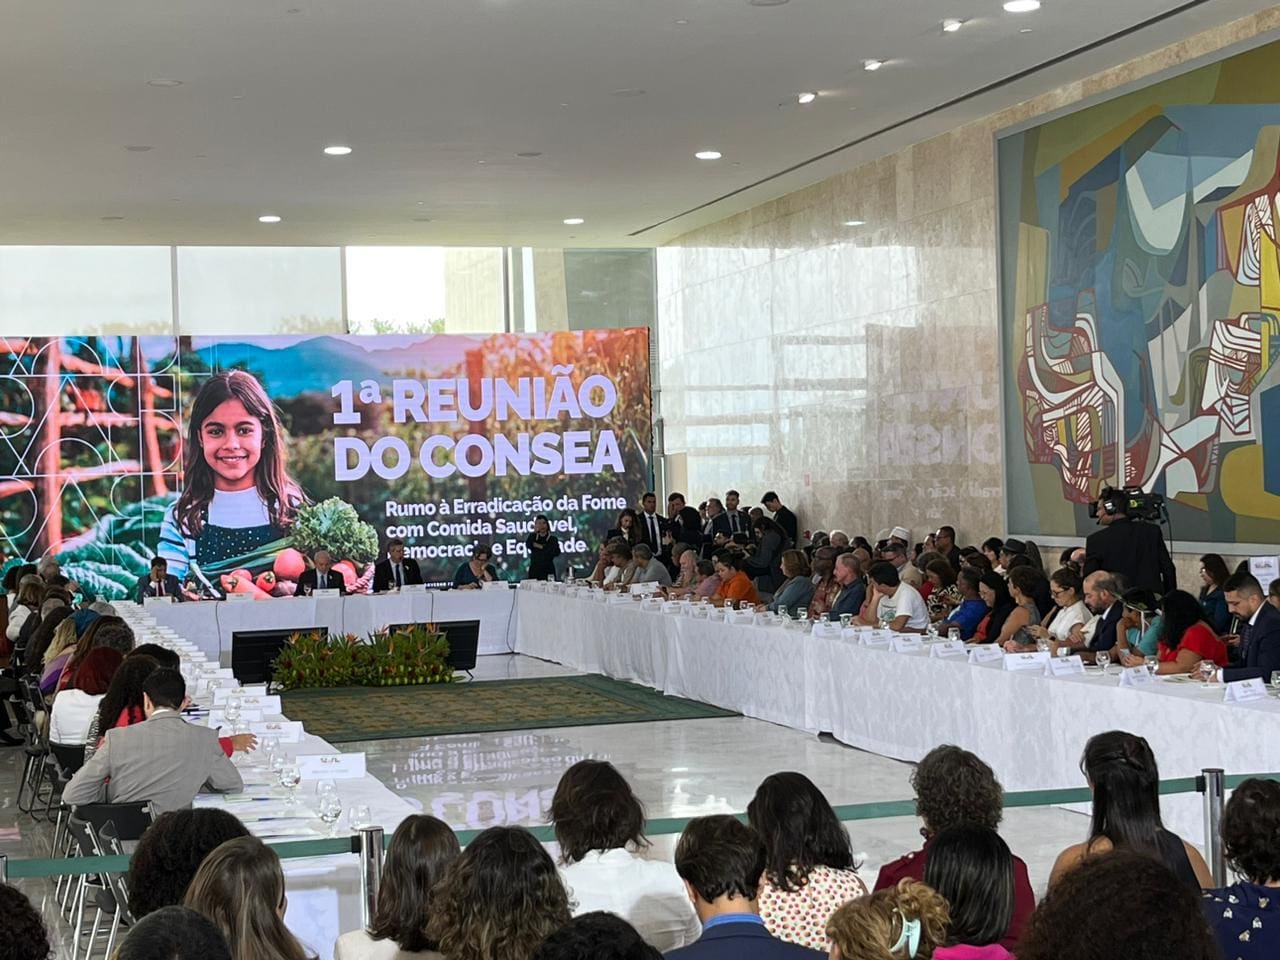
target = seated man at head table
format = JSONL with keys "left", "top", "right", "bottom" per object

{"left": 629, "top": 543, "right": 673, "bottom": 588}
{"left": 134, "top": 556, "right": 186, "bottom": 604}
{"left": 63, "top": 668, "right": 243, "bottom": 816}
{"left": 1194, "top": 571, "right": 1280, "bottom": 684}
{"left": 293, "top": 549, "right": 347, "bottom": 596}
{"left": 371, "top": 538, "right": 423, "bottom": 593}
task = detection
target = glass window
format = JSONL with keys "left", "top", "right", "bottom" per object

{"left": 0, "top": 246, "right": 172, "bottom": 336}
{"left": 176, "top": 247, "right": 343, "bottom": 335}
{"left": 345, "top": 246, "right": 505, "bottom": 334}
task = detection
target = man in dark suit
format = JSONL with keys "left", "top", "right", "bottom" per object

{"left": 668, "top": 815, "right": 824, "bottom": 960}
{"left": 723, "top": 490, "right": 753, "bottom": 539}
{"left": 1197, "top": 572, "right": 1280, "bottom": 683}
{"left": 1083, "top": 488, "right": 1176, "bottom": 595}
{"left": 1075, "top": 571, "right": 1124, "bottom": 663}
{"left": 933, "top": 525, "right": 962, "bottom": 570}
{"left": 293, "top": 550, "right": 347, "bottom": 596}
{"left": 636, "top": 491, "right": 667, "bottom": 551}
{"left": 761, "top": 491, "right": 798, "bottom": 546}
{"left": 826, "top": 553, "right": 867, "bottom": 622}
{"left": 134, "top": 557, "right": 185, "bottom": 603}
{"left": 371, "top": 538, "right": 423, "bottom": 593}
{"left": 667, "top": 493, "right": 703, "bottom": 547}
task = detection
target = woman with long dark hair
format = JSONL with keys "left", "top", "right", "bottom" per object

{"left": 924, "top": 825, "right": 1016, "bottom": 960}
{"left": 337, "top": 815, "right": 461, "bottom": 960}
{"left": 749, "top": 771, "right": 867, "bottom": 951}
{"left": 427, "top": 826, "right": 571, "bottom": 960}
{"left": 974, "top": 573, "right": 1016, "bottom": 644}
{"left": 1120, "top": 590, "right": 1227, "bottom": 675}
{"left": 607, "top": 508, "right": 640, "bottom": 547}
{"left": 1198, "top": 553, "right": 1232, "bottom": 634}
{"left": 83, "top": 653, "right": 160, "bottom": 761}
{"left": 1049, "top": 730, "right": 1211, "bottom": 890}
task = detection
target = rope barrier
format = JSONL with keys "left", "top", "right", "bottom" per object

{"left": 7, "top": 772, "right": 1279, "bottom": 882}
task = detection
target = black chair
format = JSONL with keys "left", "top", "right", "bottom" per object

{"left": 17, "top": 676, "right": 51, "bottom": 816}
{"left": 47, "top": 741, "right": 86, "bottom": 856}
{"left": 96, "top": 820, "right": 136, "bottom": 958}
{"left": 73, "top": 801, "right": 155, "bottom": 843}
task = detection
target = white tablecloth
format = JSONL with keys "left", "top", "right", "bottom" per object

{"left": 117, "top": 605, "right": 418, "bottom": 960}
{"left": 513, "top": 589, "right": 1280, "bottom": 843}
{"left": 148, "top": 589, "right": 518, "bottom": 663}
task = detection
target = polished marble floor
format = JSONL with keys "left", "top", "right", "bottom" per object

{"left": 2, "top": 654, "right": 1093, "bottom": 958}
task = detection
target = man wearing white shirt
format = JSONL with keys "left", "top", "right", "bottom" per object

{"left": 863, "top": 561, "right": 929, "bottom": 633}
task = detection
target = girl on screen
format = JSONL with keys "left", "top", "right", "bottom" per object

{"left": 158, "top": 370, "right": 304, "bottom": 582}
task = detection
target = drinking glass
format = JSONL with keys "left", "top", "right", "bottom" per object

{"left": 259, "top": 734, "right": 280, "bottom": 772}
{"left": 1035, "top": 637, "right": 1050, "bottom": 654}
{"left": 318, "top": 795, "right": 343, "bottom": 835}
{"left": 279, "top": 763, "right": 301, "bottom": 805}
{"left": 349, "top": 804, "right": 372, "bottom": 830}
{"left": 796, "top": 608, "right": 809, "bottom": 623}
{"left": 315, "top": 779, "right": 337, "bottom": 801}
{"left": 839, "top": 613, "right": 853, "bottom": 629}
{"left": 777, "top": 606, "right": 788, "bottom": 620}
{"left": 1271, "top": 671, "right": 1280, "bottom": 691}
{"left": 947, "top": 627, "right": 961, "bottom": 644}
{"left": 1095, "top": 651, "right": 1111, "bottom": 674}
{"left": 223, "top": 701, "right": 241, "bottom": 726}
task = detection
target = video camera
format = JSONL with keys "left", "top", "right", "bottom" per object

{"left": 1087, "top": 486, "right": 1166, "bottom": 523}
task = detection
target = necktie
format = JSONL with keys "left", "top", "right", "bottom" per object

{"left": 394, "top": 564, "right": 402, "bottom": 589}
{"left": 730, "top": 513, "right": 739, "bottom": 534}
{"left": 156, "top": 579, "right": 164, "bottom": 597}
{"left": 648, "top": 514, "right": 658, "bottom": 544}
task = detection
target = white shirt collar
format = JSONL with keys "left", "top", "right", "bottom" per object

{"left": 1250, "top": 605, "right": 1263, "bottom": 627}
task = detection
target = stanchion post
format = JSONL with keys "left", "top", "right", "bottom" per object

{"left": 0, "top": 852, "right": 7, "bottom": 884}
{"left": 1200, "top": 768, "right": 1227, "bottom": 886}
{"left": 358, "top": 826, "right": 385, "bottom": 932}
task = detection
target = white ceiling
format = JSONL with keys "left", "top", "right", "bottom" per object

{"left": 0, "top": 0, "right": 1273, "bottom": 247}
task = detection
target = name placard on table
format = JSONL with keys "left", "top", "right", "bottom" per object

{"left": 1046, "top": 655, "right": 1085, "bottom": 677}
{"left": 1224, "top": 678, "right": 1269, "bottom": 703}
{"left": 892, "top": 637, "right": 924, "bottom": 655}
{"left": 1118, "top": 665, "right": 1156, "bottom": 688}
{"left": 213, "top": 685, "right": 269, "bottom": 703}
{"left": 811, "top": 621, "right": 842, "bottom": 639}
{"left": 1004, "top": 651, "right": 1050, "bottom": 672}
{"left": 312, "top": 588, "right": 340, "bottom": 599}
{"left": 930, "top": 640, "right": 967, "bottom": 659}
{"left": 142, "top": 595, "right": 174, "bottom": 607}
{"left": 968, "top": 645, "right": 1003, "bottom": 665}
{"left": 225, "top": 592, "right": 255, "bottom": 603}
{"left": 298, "top": 752, "right": 366, "bottom": 780}
{"left": 251, "top": 720, "right": 305, "bottom": 743}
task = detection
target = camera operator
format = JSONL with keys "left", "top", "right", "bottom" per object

{"left": 1083, "top": 487, "right": 1176, "bottom": 596}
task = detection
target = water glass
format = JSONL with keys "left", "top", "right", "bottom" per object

{"left": 1095, "top": 651, "right": 1111, "bottom": 674}
{"left": 318, "top": 794, "right": 343, "bottom": 834}
{"left": 1035, "top": 637, "right": 1050, "bottom": 654}
{"left": 259, "top": 734, "right": 280, "bottom": 773}
{"left": 1271, "top": 671, "right": 1280, "bottom": 691}
{"left": 348, "top": 804, "right": 373, "bottom": 830}
{"left": 947, "top": 627, "right": 961, "bottom": 644}
{"left": 279, "top": 763, "right": 301, "bottom": 805}
{"left": 839, "top": 613, "right": 853, "bottom": 628}
{"left": 777, "top": 606, "right": 788, "bottom": 620}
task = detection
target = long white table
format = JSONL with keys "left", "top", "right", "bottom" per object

{"left": 513, "top": 588, "right": 1280, "bottom": 843}
{"left": 146, "top": 588, "right": 519, "bottom": 663}
{"left": 116, "top": 604, "right": 418, "bottom": 960}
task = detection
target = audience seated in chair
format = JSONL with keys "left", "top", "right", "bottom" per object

{"left": 0, "top": 883, "right": 53, "bottom": 960}
{"left": 127, "top": 808, "right": 251, "bottom": 920}
{"left": 1049, "top": 730, "right": 1211, "bottom": 890}
{"left": 1020, "top": 851, "right": 1217, "bottom": 960}
{"left": 427, "top": 826, "right": 571, "bottom": 960}
{"left": 1202, "top": 777, "right": 1280, "bottom": 960}
{"left": 114, "top": 905, "right": 232, "bottom": 960}
{"left": 749, "top": 772, "right": 867, "bottom": 951}
{"left": 667, "top": 815, "right": 824, "bottom": 960}
{"left": 825, "top": 879, "right": 948, "bottom": 960}
{"left": 184, "top": 835, "right": 315, "bottom": 960}
{"left": 64, "top": 668, "right": 244, "bottom": 815}
{"left": 924, "top": 825, "right": 1017, "bottom": 960}
{"left": 532, "top": 912, "right": 662, "bottom": 960}
{"left": 336, "top": 815, "right": 461, "bottom": 960}
{"left": 550, "top": 759, "right": 699, "bottom": 953}
{"left": 875, "top": 745, "right": 1035, "bottom": 949}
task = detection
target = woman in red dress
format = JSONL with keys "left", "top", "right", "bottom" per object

{"left": 1120, "top": 589, "right": 1226, "bottom": 675}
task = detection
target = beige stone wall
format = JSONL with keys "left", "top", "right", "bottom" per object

{"left": 656, "top": 9, "right": 1280, "bottom": 555}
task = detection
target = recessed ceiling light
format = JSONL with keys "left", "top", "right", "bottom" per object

{"left": 563, "top": 218, "right": 585, "bottom": 225}
{"left": 675, "top": 18, "right": 690, "bottom": 24}
{"left": 843, "top": 220, "right": 866, "bottom": 227}
{"left": 695, "top": 150, "right": 722, "bottom": 160}
{"left": 258, "top": 215, "right": 282, "bottom": 224}
{"left": 232, "top": 95, "right": 244, "bottom": 100}
{"left": 516, "top": 151, "right": 544, "bottom": 158}
{"left": 942, "top": 18, "right": 964, "bottom": 32}
{"left": 1003, "top": 0, "right": 1041, "bottom": 11}
{"left": 863, "top": 59, "right": 884, "bottom": 72}
{"left": 323, "top": 145, "right": 353, "bottom": 156}
{"left": 124, "top": 145, "right": 153, "bottom": 152}
{"left": 146, "top": 78, "right": 183, "bottom": 88}
{"left": 797, "top": 91, "right": 818, "bottom": 104}
{"left": 1020, "top": 27, "right": 1034, "bottom": 33}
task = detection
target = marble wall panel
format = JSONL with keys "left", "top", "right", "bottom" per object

{"left": 656, "top": 8, "right": 1280, "bottom": 562}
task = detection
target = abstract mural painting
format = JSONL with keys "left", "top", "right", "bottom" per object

{"left": 999, "top": 40, "right": 1280, "bottom": 545}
